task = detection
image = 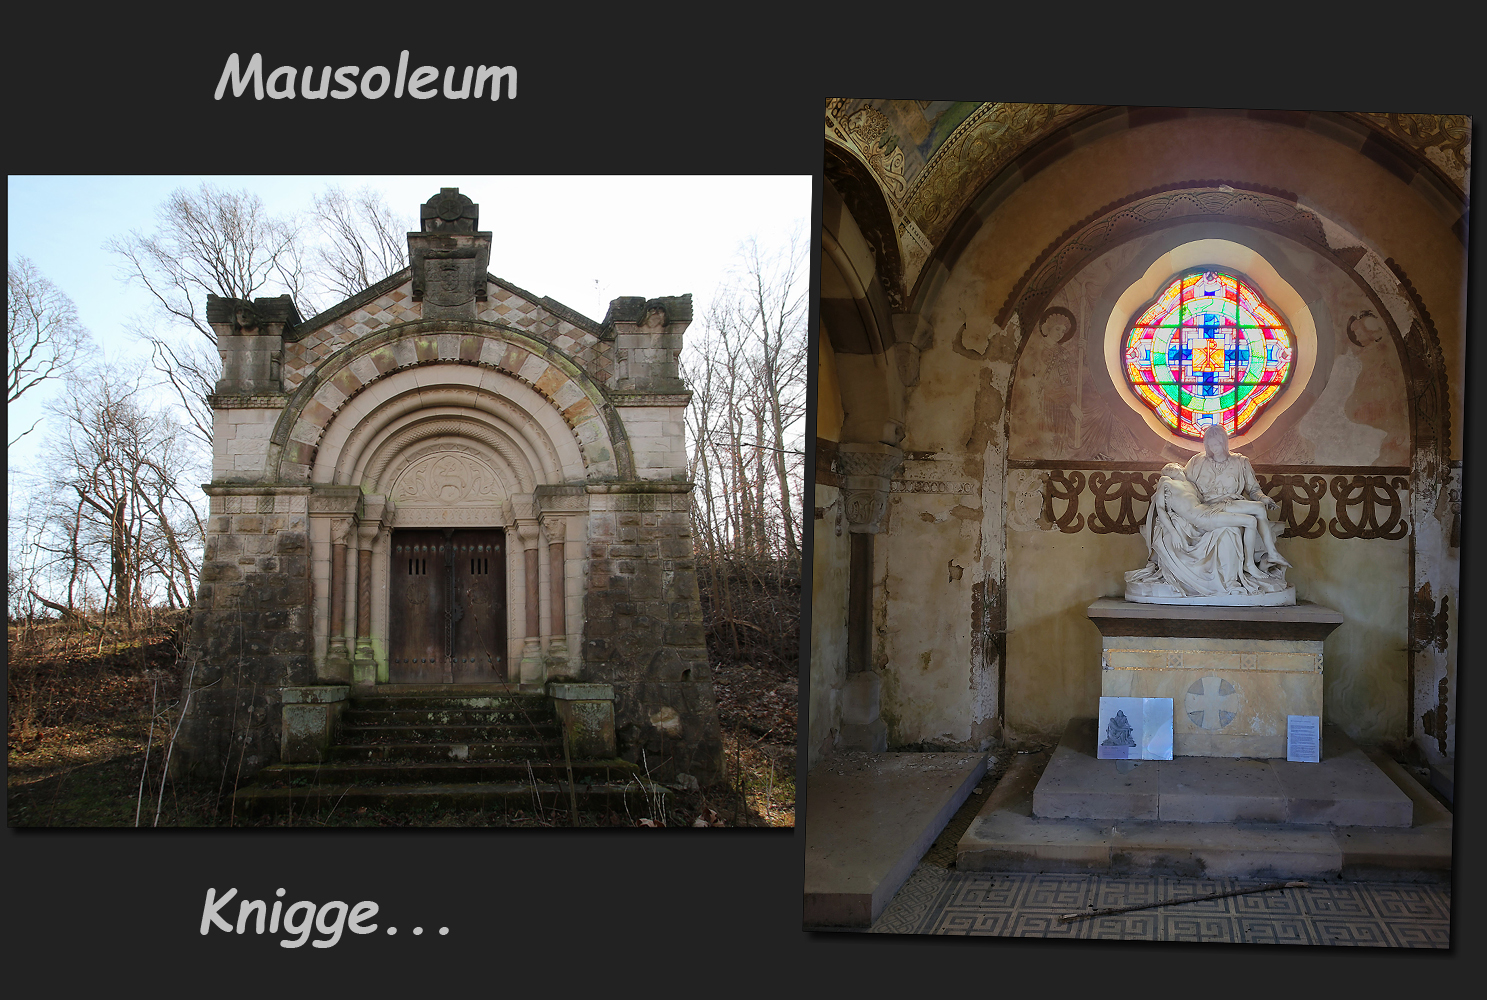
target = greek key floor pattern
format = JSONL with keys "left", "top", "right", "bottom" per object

{"left": 870, "top": 868, "right": 1450, "bottom": 947}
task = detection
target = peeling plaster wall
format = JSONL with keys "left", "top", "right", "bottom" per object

{"left": 825, "top": 112, "right": 1465, "bottom": 762}
{"left": 993, "top": 224, "right": 1418, "bottom": 744}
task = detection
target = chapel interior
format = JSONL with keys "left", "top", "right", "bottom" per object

{"left": 807, "top": 102, "right": 1468, "bottom": 926}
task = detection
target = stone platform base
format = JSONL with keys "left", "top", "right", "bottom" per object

{"left": 1036, "top": 718, "right": 1412, "bottom": 826}
{"left": 1089, "top": 598, "right": 1343, "bottom": 758}
{"left": 804, "top": 751, "right": 987, "bottom": 929}
{"left": 956, "top": 719, "right": 1448, "bottom": 881}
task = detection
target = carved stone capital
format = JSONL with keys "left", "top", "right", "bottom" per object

{"left": 835, "top": 442, "right": 905, "bottom": 479}
{"left": 330, "top": 517, "right": 353, "bottom": 546}
{"left": 541, "top": 517, "right": 567, "bottom": 544}
{"left": 515, "top": 520, "right": 540, "bottom": 549}
{"left": 837, "top": 443, "right": 903, "bottom": 533}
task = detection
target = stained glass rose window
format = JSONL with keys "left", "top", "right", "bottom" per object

{"left": 1123, "top": 269, "right": 1294, "bottom": 440}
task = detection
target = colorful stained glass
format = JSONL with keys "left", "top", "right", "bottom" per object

{"left": 1123, "top": 270, "right": 1294, "bottom": 440}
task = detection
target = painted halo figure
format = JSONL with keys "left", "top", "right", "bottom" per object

{"left": 1125, "top": 427, "right": 1293, "bottom": 606}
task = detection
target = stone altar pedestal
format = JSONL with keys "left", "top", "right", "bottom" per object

{"left": 1087, "top": 598, "right": 1343, "bottom": 758}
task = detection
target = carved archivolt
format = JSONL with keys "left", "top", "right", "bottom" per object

{"left": 363, "top": 416, "right": 538, "bottom": 494}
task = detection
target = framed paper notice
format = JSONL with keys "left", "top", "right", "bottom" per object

{"left": 1287, "top": 715, "right": 1321, "bottom": 763}
{"left": 1097, "top": 697, "right": 1174, "bottom": 760}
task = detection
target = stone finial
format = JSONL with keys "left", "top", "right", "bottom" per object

{"left": 420, "top": 188, "right": 479, "bottom": 232}
{"left": 207, "top": 294, "right": 301, "bottom": 395}
{"left": 408, "top": 188, "right": 492, "bottom": 319}
{"left": 603, "top": 294, "right": 692, "bottom": 394}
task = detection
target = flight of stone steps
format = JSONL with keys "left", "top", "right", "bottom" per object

{"left": 232, "top": 685, "right": 666, "bottom": 822}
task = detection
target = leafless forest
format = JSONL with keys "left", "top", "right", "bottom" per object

{"left": 7, "top": 182, "right": 804, "bottom": 824}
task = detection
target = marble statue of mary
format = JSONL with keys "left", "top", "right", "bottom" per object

{"left": 1124, "top": 425, "right": 1294, "bottom": 606}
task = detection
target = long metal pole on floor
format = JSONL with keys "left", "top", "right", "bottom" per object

{"left": 1059, "top": 881, "right": 1310, "bottom": 923}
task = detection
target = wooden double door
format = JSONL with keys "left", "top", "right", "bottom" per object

{"left": 388, "top": 528, "right": 507, "bottom": 683}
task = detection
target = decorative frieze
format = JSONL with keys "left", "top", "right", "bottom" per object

{"left": 1013, "top": 463, "right": 1412, "bottom": 540}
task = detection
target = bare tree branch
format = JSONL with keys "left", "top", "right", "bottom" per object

{"left": 8, "top": 257, "right": 92, "bottom": 445}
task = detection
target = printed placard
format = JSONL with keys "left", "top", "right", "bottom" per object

{"left": 1097, "top": 697, "right": 1174, "bottom": 761}
{"left": 1287, "top": 715, "right": 1321, "bottom": 763}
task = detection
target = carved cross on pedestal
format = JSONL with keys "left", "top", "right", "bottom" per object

{"left": 1186, "top": 676, "right": 1239, "bottom": 730}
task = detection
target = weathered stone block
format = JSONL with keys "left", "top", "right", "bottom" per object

{"left": 280, "top": 685, "right": 349, "bottom": 764}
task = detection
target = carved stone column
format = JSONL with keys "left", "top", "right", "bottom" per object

{"left": 542, "top": 517, "right": 569, "bottom": 667}
{"left": 353, "top": 521, "right": 379, "bottom": 677}
{"left": 836, "top": 442, "right": 903, "bottom": 752}
{"left": 516, "top": 517, "right": 542, "bottom": 687}
{"left": 326, "top": 517, "right": 352, "bottom": 675}
{"left": 352, "top": 497, "right": 392, "bottom": 682}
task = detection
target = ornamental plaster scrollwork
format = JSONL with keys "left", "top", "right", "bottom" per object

{"left": 1351, "top": 112, "right": 1472, "bottom": 193}
{"left": 844, "top": 107, "right": 909, "bottom": 202}
{"left": 906, "top": 103, "right": 1091, "bottom": 241}
{"left": 1021, "top": 464, "right": 1411, "bottom": 540}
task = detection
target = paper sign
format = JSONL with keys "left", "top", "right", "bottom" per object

{"left": 1097, "top": 697, "right": 1174, "bottom": 761}
{"left": 1287, "top": 715, "right": 1320, "bottom": 763}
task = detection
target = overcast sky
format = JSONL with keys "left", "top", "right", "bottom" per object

{"left": 6, "top": 174, "right": 811, "bottom": 478}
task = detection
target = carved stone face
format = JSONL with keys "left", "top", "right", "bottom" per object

{"left": 1202, "top": 424, "right": 1230, "bottom": 459}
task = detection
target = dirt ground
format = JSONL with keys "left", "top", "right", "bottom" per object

{"left": 7, "top": 618, "right": 796, "bottom": 829}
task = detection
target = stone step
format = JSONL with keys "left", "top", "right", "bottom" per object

{"left": 350, "top": 694, "right": 552, "bottom": 712}
{"left": 804, "top": 752, "right": 990, "bottom": 929}
{"left": 336, "top": 722, "right": 562, "bottom": 743}
{"left": 231, "top": 780, "right": 667, "bottom": 817}
{"left": 956, "top": 739, "right": 1451, "bottom": 881}
{"left": 254, "top": 760, "right": 643, "bottom": 785}
{"left": 327, "top": 741, "right": 560, "bottom": 763}
{"left": 342, "top": 708, "right": 554, "bottom": 726}
{"left": 1032, "top": 718, "right": 1414, "bottom": 827}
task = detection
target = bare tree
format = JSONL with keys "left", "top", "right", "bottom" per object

{"left": 7, "top": 257, "right": 91, "bottom": 445}
{"left": 736, "top": 233, "right": 808, "bottom": 566}
{"left": 107, "top": 185, "right": 310, "bottom": 447}
{"left": 680, "top": 232, "right": 808, "bottom": 670}
{"left": 109, "top": 183, "right": 408, "bottom": 447}
{"left": 39, "top": 366, "right": 204, "bottom": 627}
{"left": 311, "top": 185, "right": 412, "bottom": 300}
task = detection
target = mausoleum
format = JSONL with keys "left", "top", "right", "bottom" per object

{"left": 176, "top": 188, "right": 723, "bottom": 785}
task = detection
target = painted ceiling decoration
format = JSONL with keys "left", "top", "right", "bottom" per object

{"left": 825, "top": 101, "right": 1472, "bottom": 302}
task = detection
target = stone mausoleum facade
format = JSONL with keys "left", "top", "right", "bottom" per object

{"left": 177, "top": 188, "right": 722, "bottom": 783}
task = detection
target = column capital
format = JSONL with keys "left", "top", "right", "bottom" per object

{"left": 838, "top": 442, "right": 903, "bottom": 534}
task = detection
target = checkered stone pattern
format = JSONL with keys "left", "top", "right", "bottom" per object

{"left": 477, "top": 286, "right": 612, "bottom": 383}
{"left": 283, "top": 285, "right": 423, "bottom": 389}
{"left": 284, "top": 282, "right": 614, "bottom": 391}
{"left": 871, "top": 869, "right": 1449, "bottom": 947}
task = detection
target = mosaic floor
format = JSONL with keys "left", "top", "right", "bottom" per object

{"left": 865, "top": 752, "right": 1450, "bottom": 947}
{"left": 870, "top": 867, "right": 1450, "bottom": 946}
